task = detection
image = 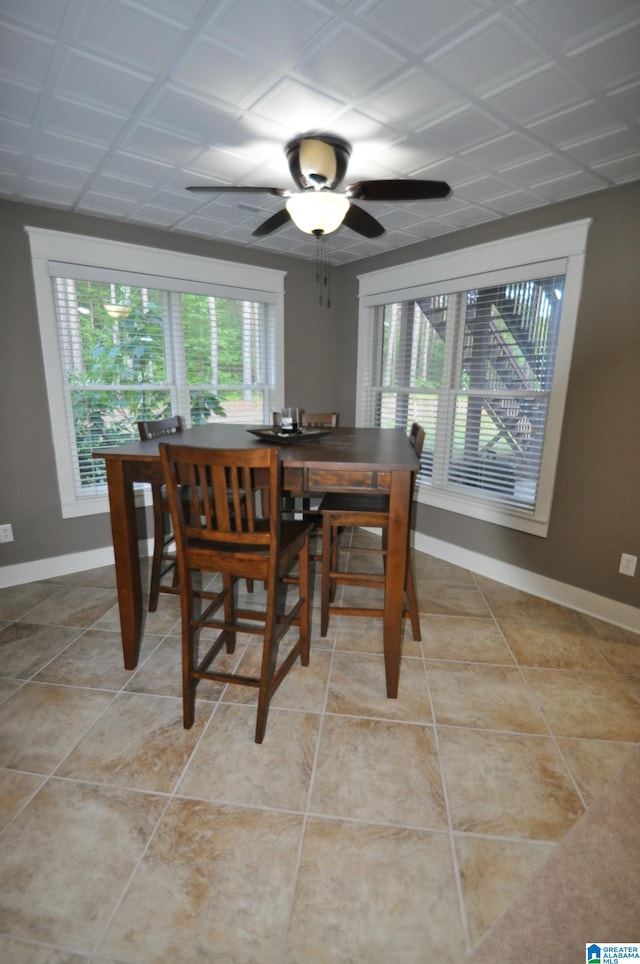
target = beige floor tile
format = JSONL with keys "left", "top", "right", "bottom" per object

{"left": 271, "top": 647, "right": 332, "bottom": 712}
{"left": 123, "top": 633, "right": 227, "bottom": 702}
{"left": 333, "top": 613, "right": 422, "bottom": 657}
{"left": 622, "top": 673, "right": 640, "bottom": 702}
{"left": 0, "top": 678, "right": 22, "bottom": 703}
{"left": 479, "top": 584, "right": 579, "bottom": 628}
{"left": 498, "top": 619, "right": 616, "bottom": 672}
{"left": 577, "top": 612, "right": 640, "bottom": 650}
{"left": 427, "top": 661, "right": 548, "bottom": 733}
{"left": 215, "top": 633, "right": 309, "bottom": 708}
{"left": 2, "top": 549, "right": 637, "bottom": 963}
{"left": 555, "top": 738, "right": 639, "bottom": 806}
{"left": 50, "top": 565, "right": 117, "bottom": 589}
{"left": 57, "top": 692, "right": 212, "bottom": 793}
{"left": 587, "top": 628, "right": 640, "bottom": 676}
{"left": 0, "top": 622, "right": 80, "bottom": 678}
{"left": 326, "top": 651, "right": 432, "bottom": 722}
{"left": 19, "top": 586, "right": 119, "bottom": 628}
{"left": 420, "top": 615, "right": 514, "bottom": 663}
{"left": 98, "top": 800, "right": 304, "bottom": 963}
{"left": 0, "top": 934, "right": 90, "bottom": 962}
{"left": 339, "top": 583, "right": 388, "bottom": 613}
{"left": 522, "top": 667, "right": 640, "bottom": 741}
{"left": 285, "top": 817, "right": 466, "bottom": 964}
{"left": 0, "top": 778, "right": 165, "bottom": 953}
{"left": 94, "top": 595, "right": 182, "bottom": 636}
{"left": 417, "top": 581, "right": 491, "bottom": 617}
{"left": 178, "top": 703, "right": 318, "bottom": 809}
{"left": 35, "top": 627, "right": 152, "bottom": 690}
{"left": 0, "top": 770, "right": 45, "bottom": 832}
{"left": 412, "top": 553, "right": 476, "bottom": 585}
{"left": 438, "top": 728, "right": 584, "bottom": 840}
{"left": 0, "top": 581, "right": 65, "bottom": 621}
{"left": 311, "top": 715, "right": 447, "bottom": 829}
{"left": 456, "top": 835, "right": 555, "bottom": 946}
{"left": 0, "top": 683, "right": 115, "bottom": 773}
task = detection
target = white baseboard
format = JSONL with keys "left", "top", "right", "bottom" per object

{"left": 0, "top": 546, "right": 116, "bottom": 588}
{"left": 0, "top": 541, "right": 149, "bottom": 589}
{"left": 1, "top": 535, "right": 638, "bottom": 635}
{"left": 412, "top": 531, "right": 640, "bottom": 635}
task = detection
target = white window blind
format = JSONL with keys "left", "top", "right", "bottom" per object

{"left": 51, "top": 271, "right": 275, "bottom": 497}
{"left": 27, "top": 229, "right": 285, "bottom": 517}
{"left": 356, "top": 221, "right": 590, "bottom": 536}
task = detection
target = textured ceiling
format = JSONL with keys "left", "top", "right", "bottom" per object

{"left": 1, "top": 0, "right": 639, "bottom": 263}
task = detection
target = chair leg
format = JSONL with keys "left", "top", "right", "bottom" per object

{"left": 255, "top": 574, "right": 279, "bottom": 744}
{"left": 405, "top": 554, "right": 421, "bottom": 641}
{"left": 222, "top": 573, "right": 237, "bottom": 654}
{"left": 254, "top": 536, "right": 310, "bottom": 743}
{"left": 182, "top": 571, "right": 197, "bottom": 728}
{"left": 148, "top": 486, "right": 168, "bottom": 612}
{"left": 320, "top": 514, "right": 333, "bottom": 637}
{"left": 299, "top": 536, "right": 311, "bottom": 666}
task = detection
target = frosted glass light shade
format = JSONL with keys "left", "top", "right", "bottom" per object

{"left": 104, "top": 303, "right": 131, "bottom": 319}
{"left": 286, "top": 191, "right": 350, "bottom": 235}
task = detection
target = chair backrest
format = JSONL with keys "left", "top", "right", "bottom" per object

{"left": 409, "top": 422, "right": 426, "bottom": 493}
{"left": 409, "top": 422, "right": 425, "bottom": 460}
{"left": 300, "top": 412, "right": 339, "bottom": 428}
{"left": 160, "top": 443, "right": 281, "bottom": 563}
{"left": 272, "top": 409, "right": 305, "bottom": 427}
{"left": 138, "top": 415, "right": 184, "bottom": 440}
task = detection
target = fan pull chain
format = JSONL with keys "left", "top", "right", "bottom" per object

{"left": 315, "top": 234, "right": 332, "bottom": 308}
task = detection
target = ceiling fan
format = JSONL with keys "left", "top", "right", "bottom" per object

{"left": 186, "top": 132, "right": 451, "bottom": 239}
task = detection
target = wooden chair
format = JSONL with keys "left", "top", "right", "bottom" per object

{"left": 271, "top": 411, "right": 339, "bottom": 430}
{"left": 318, "top": 422, "right": 425, "bottom": 639}
{"left": 137, "top": 415, "right": 185, "bottom": 611}
{"left": 159, "top": 442, "right": 313, "bottom": 742}
{"left": 301, "top": 412, "right": 339, "bottom": 429}
{"left": 272, "top": 412, "right": 340, "bottom": 524}
{"left": 298, "top": 412, "right": 340, "bottom": 516}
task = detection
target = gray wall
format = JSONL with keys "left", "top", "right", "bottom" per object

{"left": 1, "top": 183, "right": 639, "bottom": 609}
{"left": 333, "top": 180, "right": 640, "bottom": 608}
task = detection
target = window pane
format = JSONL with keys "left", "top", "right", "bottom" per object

{"left": 462, "top": 278, "right": 563, "bottom": 393}
{"left": 448, "top": 393, "right": 549, "bottom": 508}
{"left": 379, "top": 297, "right": 446, "bottom": 391}
{"left": 71, "top": 388, "right": 171, "bottom": 491}
{"left": 193, "top": 389, "right": 265, "bottom": 423}
{"left": 57, "top": 279, "right": 167, "bottom": 386}
{"left": 368, "top": 273, "right": 565, "bottom": 513}
{"left": 181, "top": 293, "right": 267, "bottom": 424}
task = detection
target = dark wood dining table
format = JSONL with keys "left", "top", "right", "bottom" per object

{"left": 93, "top": 424, "right": 418, "bottom": 698}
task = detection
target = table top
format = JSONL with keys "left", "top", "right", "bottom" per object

{"left": 93, "top": 424, "right": 419, "bottom": 471}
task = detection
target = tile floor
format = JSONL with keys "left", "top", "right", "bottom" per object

{"left": 0, "top": 531, "right": 639, "bottom": 962}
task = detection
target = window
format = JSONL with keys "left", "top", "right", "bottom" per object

{"left": 356, "top": 221, "right": 590, "bottom": 535}
{"left": 27, "top": 228, "right": 285, "bottom": 518}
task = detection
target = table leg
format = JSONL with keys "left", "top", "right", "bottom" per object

{"left": 105, "top": 459, "right": 143, "bottom": 670}
{"left": 383, "top": 469, "right": 412, "bottom": 698}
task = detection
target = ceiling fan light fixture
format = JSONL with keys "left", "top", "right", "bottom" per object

{"left": 285, "top": 191, "right": 350, "bottom": 235}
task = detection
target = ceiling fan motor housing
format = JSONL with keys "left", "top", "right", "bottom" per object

{"left": 286, "top": 133, "right": 351, "bottom": 191}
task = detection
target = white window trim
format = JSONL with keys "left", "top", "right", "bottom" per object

{"left": 27, "top": 227, "right": 286, "bottom": 519}
{"left": 355, "top": 220, "right": 591, "bottom": 536}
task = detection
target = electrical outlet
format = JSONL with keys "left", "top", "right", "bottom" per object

{"left": 619, "top": 553, "right": 637, "bottom": 577}
{"left": 0, "top": 523, "right": 14, "bottom": 544}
